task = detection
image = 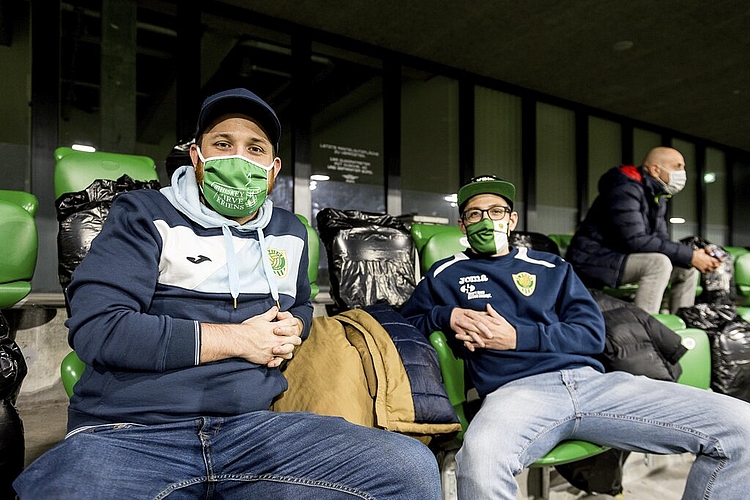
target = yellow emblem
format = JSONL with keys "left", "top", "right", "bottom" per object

{"left": 512, "top": 272, "right": 536, "bottom": 296}
{"left": 268, "top": 249, "right": 288, "bottom": 278}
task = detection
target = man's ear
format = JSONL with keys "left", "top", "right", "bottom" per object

{"left": 267, "top": 157, "right": 282, "bottom": 194}
{"left": 458, "top": 218, "right": 467, "bottom": 234}
{"left": 646, "top": 163, "right": 661, "bottom": 179}
{"left": 508, "top": 212, "right": 519, "bottom": 232}
{"left": 189, "top": 143, "right": 200, "bottom": 168}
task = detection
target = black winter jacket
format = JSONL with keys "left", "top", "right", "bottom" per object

{"left": 591, "top": 290, "right": 686, "bottom": 381}
{"left": 566, "top": 165, "right": 694, "bottom": 288}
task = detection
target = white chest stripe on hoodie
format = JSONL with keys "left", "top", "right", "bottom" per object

{"left": 153, "top": 220, "right": 302, "bottom": 296}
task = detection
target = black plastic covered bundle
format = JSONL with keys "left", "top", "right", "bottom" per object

{"left": 55, "top": 175, "right": 161, "bottom": 290}
{"left": 678, "top": 303, "right": 750, "bottom": 402}
{"left": 680, "top": 236, "right": 736, "bottom": 305}
{"left": 1, "top": 312, "right": 26, "bottom": 497}
{"left": 510, "top": 231, "right": 560, "bottom": 255}
{"left": 316, "top": 208, "right": 416, "bottom": 312}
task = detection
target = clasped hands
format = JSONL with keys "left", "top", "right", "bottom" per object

{"left": 201, "top": 306, "right": 303, "bottom": 368}
{"left": 243, "top": 306, "right": 303, "bottom": 368}
{"left": 450, "top": 303, "right": 517, "bottom": 352}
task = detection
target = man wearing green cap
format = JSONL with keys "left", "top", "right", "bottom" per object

{"left": 402, "top": 175, "right": 750, "bottom": 499}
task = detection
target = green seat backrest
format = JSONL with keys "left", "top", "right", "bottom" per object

{"left": 295, "top": 214, "right": 320, "bottom": 300}
{"left": 547, "top": 233, "right": 573, "bottom": 257}
{"left": 61, "top": 350, "right": 86, "bottom": 398}
{"left": 54, "top": 146, "right": 158, "bottom": 199}
{"left": 673, "top": 328, "right": 711, "bottom": 389}
{"left": 0, "top": 191, "right": 39, "bottom": 308}
{"left": 653, "top": 313, "right": 710, "bottom": 389}
{"left": 734, "top": 253, "right": 750, "bottom": 296}
{"left": 428, "top": 329, "right": 609, "bottom": 465}
{"left": 725, "top": 246, "right": 749, "bottom": 263}
{"left": 652, "top": 313, "right": 687, "bottom": 331}
{"left": 411, "top": 223, "right": 468, "bottom": 275}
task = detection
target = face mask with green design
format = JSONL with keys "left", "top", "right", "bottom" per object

{"left": 197, "top": 148, "right": 274, "bottom": 218}
{"left": 465, "top": 218, "right": 509, "bottom": 255}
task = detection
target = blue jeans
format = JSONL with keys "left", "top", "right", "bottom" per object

{"left": 456, "top": 367, "right": 750, "bottom": 499}
{"left": 14, "top": 410, "right": 441, "bottom": 499}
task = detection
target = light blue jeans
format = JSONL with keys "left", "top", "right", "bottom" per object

{"left": 14, "top": 410, "right": 441, "bottom": 499}
{"left": 456, "top": 367, "right": 750, "bottom": 499}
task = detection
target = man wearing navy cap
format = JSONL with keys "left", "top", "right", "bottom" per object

{"left": 14, "top": 88, "right": 441, "bottom": 499}
{"left": 403, "top": 175, "right": 750, "bottom": 499}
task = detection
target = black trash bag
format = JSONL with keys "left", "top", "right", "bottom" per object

{"left": 555, "top": 449, "right": 629, "bottom": 497}
{"left": 680, "top": 236, "right": 736, "bottom": 305}
{"left": 0, "top": 313, "right": 26, "bottom": 403}
{"left": 165, "top": 138, "right": 194, "bottom": 181}
{"left": 56, "top": 174, "right": 162, "bottom": 290}
{"left": 510, "top": 231, "right": 560, "bottom": 256}
{"left": 316, "top": 208, "right": 416, "bottom": 312}
{"left": 678, "top": 303, "right": 750, "bottom": 402}
{"left": 1, "top": 312, "right": 26, "bottom": 498}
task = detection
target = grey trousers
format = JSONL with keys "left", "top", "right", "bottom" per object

{"left": 621, "top": 252, "right": 699, "bottom": 314}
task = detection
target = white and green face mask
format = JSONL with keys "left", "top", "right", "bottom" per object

{"left": 465, "top": 218, "right": 509, "bottom": 255}
{"left": 197, "top": 148, "right": 274, "bottom": 218}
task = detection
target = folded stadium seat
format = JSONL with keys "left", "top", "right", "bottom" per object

{"left": 410, "top": 223, "right": 609, "bottom": 499}
{"left": 652, "top": 313, "right": 711, "bottom": 389}
{"left": 733, "top": 252, "right": 750, "bottom": 307}
{"left": 0, "top": 189, "right": 38, "bottom": 498}
{"left": 0, "top": 191, "right": 39, "bottom": 309}
{"left": 54, "top": 147, "right": 161, "bottom": 398}
{"left": 294, "top": 214, "right": 320, "bottom": 300}
{"left": 546, "top": 233, "right": 573, "bottom": 257}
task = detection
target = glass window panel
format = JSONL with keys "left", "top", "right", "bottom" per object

{"left": 633, "top": 128, "right": 662, "bottom": 166}
{"left": 400, "top": 70, "right": 459, "bottom": 223}
{"left": 670, "top": 139, "right": 696, "bottom": 241}
{"left": 587, "top": 116, "right": 622, "bottom": 206}
{"left": 309, "top": 44, "right": 384, "bottom": 219}
{"left": 475, "top": 86, "right": 523, "bottom": 211}
{"left": 705, "top": 147, "right": 727, "bottom": 245}
{"left": 536, "top": 102, "right": 576, "bottom": 234}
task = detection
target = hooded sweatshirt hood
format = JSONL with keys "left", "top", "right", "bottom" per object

{"left": 161, "top": 165, "right": 278, "bottom": 306}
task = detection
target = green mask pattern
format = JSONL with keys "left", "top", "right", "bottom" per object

{"left": 198, "top": 149, "right": 273, "bottom": 218}
{"left": 465, "top": 218, "right": 509, "bottom": 255}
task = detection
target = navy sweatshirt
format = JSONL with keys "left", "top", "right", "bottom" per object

{"left": 402, "top": 246, "right": 605, "bottom": 397}
{"left": 65, "top": 185, "right": 312, "bottom": 431}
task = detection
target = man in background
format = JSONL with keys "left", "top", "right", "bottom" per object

{"left": 566, "top": 146, "right": 721, "bottom": 314}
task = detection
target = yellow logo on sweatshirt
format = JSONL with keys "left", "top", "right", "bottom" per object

{"left": 268, "top": 249, "right": 288, "bottom": 278}
{"left": 512, "top": 272, "right": 536, "bottom": 296}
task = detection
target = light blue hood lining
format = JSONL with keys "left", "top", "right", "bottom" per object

{"left": 161, "top": 165, "right": 279, "bottom": 307}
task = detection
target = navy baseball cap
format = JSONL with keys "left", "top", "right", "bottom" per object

{"left": 457, "top": 175, "right": 516, "bottom": 209}
{"left": 196, "top": 88, "right": 281, "bottom": 150}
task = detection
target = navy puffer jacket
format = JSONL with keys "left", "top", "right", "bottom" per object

{"left": 566, "top": 165, "right": 694, "bottom": 288}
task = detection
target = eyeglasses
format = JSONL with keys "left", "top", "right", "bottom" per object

{"left": 461, "top": 205, "right": 512, "bottom": 224}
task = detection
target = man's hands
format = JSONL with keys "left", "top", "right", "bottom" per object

{"left": 200, "top": 306, "right": 303, "bottom": 368}
{"left": 691, "top": 247, "right": 723, "bottom": 274}
{"left": 450, "top": 303, "right": 517, "bottom": 352}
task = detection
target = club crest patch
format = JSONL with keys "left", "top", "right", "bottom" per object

{"left": 512, "top": 272, "right": 536, "bottom": 296}
{"left": 268, "top": 249, "right": 288, "bottom": 278}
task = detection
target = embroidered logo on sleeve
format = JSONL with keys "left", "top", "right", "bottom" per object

{"left": 512, "top": 272, "right": 536, "bottom": 296}
{"left": 268, "top": 248, "right": 288, "bottom": 278}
